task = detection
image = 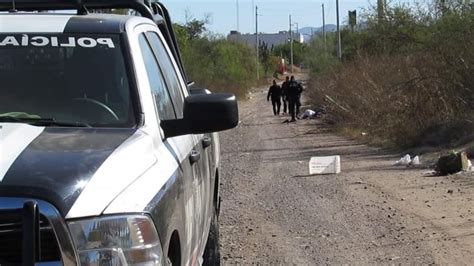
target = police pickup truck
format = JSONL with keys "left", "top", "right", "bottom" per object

{"left": 0, "top": 0, "right": 238, "bottom": 265}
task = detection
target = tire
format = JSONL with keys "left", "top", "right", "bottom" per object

{"left": 203, "top": 209, "right": 220, "bottom": 266}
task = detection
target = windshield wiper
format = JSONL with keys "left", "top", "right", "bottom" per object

{"left": 0, "top": 116, "right": 91, "bottom": 128}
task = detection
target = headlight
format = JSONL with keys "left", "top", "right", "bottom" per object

{"left": 68, "top": 215, "right": 164, "bottom": 266}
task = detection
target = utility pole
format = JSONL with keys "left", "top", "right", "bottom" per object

{"left": 377, "top": 0, "right": 385, "bottom": 20}
{"left": 295, "top": 23, "right": 299, "bottom": 45}
{"left": 289, "top": 15, "right": 292, "bottom": 71}
{"left": 322, "top": 3, "right": 326, "bottom": 52}
{"left": 256, "top": 5, "right": 259, "bottom": 80}
{"left": 252, "top": 0, "right": 255, "bottom": 31}
{"left": 336, "top": 0, "right": 342, "bottom": 59}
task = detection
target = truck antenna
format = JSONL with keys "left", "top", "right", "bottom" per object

{"left": 9, "top": 0, "right": 17, "bottom": 12}
{"left": 75, "top": 0, "right": 88, "bottom": 15}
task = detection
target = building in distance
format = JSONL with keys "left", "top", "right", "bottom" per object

{"left": 227, "top": 30, "right": 304, "bottom": 48}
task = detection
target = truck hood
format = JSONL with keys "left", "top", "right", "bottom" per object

{"left": 0, "top": 123, "right": 156, "bottom": 217}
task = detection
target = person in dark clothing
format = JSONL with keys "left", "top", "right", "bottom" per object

{"left": 287, "top": 76, "right": 304, "bottom": 122}
{"left": 267, "top": 80, "right": 282, "bottom": 115}
{"left": 296, "top": 79, "right": 304, "bottom": 117}
{"left": 281, "top": 76, "right": 290, "bottom": 114}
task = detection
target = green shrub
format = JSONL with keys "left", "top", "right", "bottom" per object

{"left": 308, "top": 2, "right": 474, "bottom": 148}
{"left": 173, "top": 21, "right": 257, "bottom": 98}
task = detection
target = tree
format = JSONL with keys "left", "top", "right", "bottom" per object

{"left": 184, "top": 19, "right": 206, "bottom": 40}
{"left": 173, "top": 15, "right": 258, "bottom": 97}
{"left": 272, "top": 42, "right": 308, "bottom": 66}
{"left": 258, "top": 42, "right": 279, "bottom": 77}
{"left": 183, "top": 11, "right": 211, "bottom": 40}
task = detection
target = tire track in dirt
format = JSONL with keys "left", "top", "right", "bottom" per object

{"left": 219, "top": 78, "right": 474, "bottom": 264}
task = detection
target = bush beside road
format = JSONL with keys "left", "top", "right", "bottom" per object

{"left": 306, "top": 3, "right": 474, "bottom": 150}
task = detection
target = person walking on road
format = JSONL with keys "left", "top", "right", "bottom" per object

{"left": 287, "top": 76, "right": 304, "bottom": 122}
{"left": 296, "top": 78, "right": 304, "bottom": 117}
{"left": 281, "top": 76, "right": 290, "bottom": 114}
{"left": 267, "top": 80, "right": 282, "bottom": 116}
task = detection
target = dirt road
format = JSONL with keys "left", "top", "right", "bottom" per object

{"left": 218, "top": 79, "right": 474, "bottom": 264}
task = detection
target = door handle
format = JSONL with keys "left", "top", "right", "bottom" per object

{"left": 202, "top": 136, "right": 212, "bottom": 149}
{"left": 189, "top": 150, "right": 201, "bottom": 164}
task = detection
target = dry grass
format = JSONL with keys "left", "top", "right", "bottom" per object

{"left": 308, "top": 53, "right": 474, "bottom": 149}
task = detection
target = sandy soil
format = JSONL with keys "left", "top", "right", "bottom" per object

{"left": 218, "top": 76, "right": 474, "bottom": 265}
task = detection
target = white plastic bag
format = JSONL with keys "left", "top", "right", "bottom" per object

{"left": 411, "top": 156, "right": 421, "bottom": 165}
{"left": 394, "top": 154, "right": 411, "bottom": 166}
{"left": 300, "top": 109, "right": 316, "bottom": 119}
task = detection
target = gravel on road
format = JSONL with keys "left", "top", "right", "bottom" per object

{"left": 219, "top": 80, "right": 474, "bottom": 265}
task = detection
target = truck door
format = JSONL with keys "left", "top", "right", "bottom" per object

{"left": 143, "top": 30, "right": 210, "bottom": 263}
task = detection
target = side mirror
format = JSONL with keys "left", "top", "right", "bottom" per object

{"left": 161, "top": 93, "right": 239, "bottom": 138}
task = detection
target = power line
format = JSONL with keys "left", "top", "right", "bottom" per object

{"left": 336, "top": 0, "right": 342, "bottom": 59}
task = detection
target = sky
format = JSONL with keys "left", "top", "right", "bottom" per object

{"left": 160, "top": 0, "right": 411, "bottom": 36}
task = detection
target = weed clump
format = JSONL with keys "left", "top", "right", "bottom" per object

{"left": 307, "top": 2, "right": 474, "bottom": 149}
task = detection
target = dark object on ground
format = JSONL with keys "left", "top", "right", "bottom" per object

{"left": 466, "top": 145, "right": 474, "bottom": 159}
{"left": 435, "top": 151, "right": 469, "bottom": 176}
{"left": 299, "top": 106, "right": 327, "bottom": 119}
{"left": 315, "top": 106, "right": 327, "bottom": 117}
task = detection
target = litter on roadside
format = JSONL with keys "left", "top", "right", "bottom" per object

{"left": 309, "top": 156, "right": 341, "bottom": 175}
{"left": 298, "top": 106, "right": 327, "bottom": 120}
{"left": 394, "top": 154, "right": 422, "bottom": 166}
{"left": 411, "top": 156, "right": 421, "bottom": 165}
{"left": 394, "top": 154, "right": 412, "bottom": 166}
{"left": 299, "top": 109, "right": 316, "bottom": 119}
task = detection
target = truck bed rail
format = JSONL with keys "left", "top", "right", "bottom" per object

{"left": 0, "top": 0, "right": 154, "bottom": 18}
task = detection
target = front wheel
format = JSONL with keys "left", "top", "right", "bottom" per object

{"left": 203, "top": 209, "right": 220, "bottom": 266}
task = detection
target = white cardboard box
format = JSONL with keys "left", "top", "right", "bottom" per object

{"left": 309, "top": 156, "right": 341, "bottom": 175}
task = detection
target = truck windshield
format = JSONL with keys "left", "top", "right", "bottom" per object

{"left": 0, "top": 34, "right": 135, "bottom": 127}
